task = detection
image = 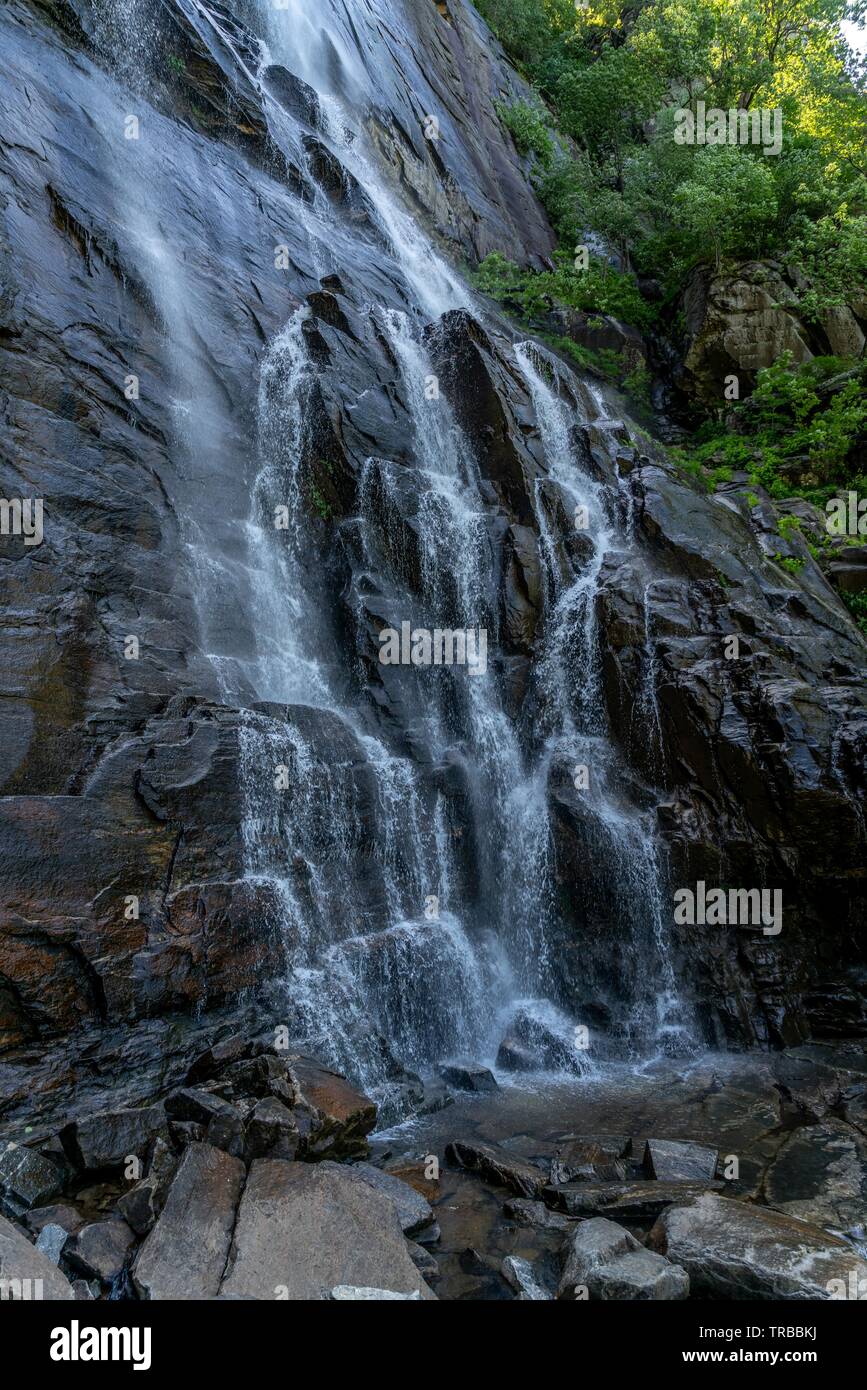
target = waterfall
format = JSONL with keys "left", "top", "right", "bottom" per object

{"left": 84, "top": 0, "right": 694, "bottom": 1113}
{"left": 512, "top": 341, "right": 693, "bottom": 1055}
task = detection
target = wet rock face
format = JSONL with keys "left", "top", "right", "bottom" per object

{"left": 648, "top": 1192, "right": 867, "bottom": 1300}
{"left": 0, "top": 0, "right": 865, "bottom": 1090}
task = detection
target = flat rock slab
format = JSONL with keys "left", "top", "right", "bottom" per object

{"left": 446, "top": 1140, "right": 547, "bottom": 1198}
{"left": 644, "top": 1138, "right": 718, "bottom": 1183}
{"left": 546, "top": 1180, "right": 722, "bottom": 1219}
{"left": 220, "top": 1160, "right": 435, "bottom": 1300}
{"left": 0, "top": 1213, "right": 74, "bottom": 1299}
{"left": 328, "top": 1161, "right": 434, "bottom": 1235}
{"left": 133, "top": 1142, "right": 244, "bottom": 1300}
{"left": 763, "top": 1120, "right": 867, "bottom": 1231}
{"left": 649, "top": 1193, "right": 867, "bottom": 1299}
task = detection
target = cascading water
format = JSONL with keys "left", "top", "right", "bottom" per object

{"left": 512, "top": 342, "right": 693, "bottom": 1054}
{"left": 86, "top": 0, "right": 694, "bottom": 1116}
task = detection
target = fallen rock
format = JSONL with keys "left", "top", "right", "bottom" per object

{"left": 502, "top": 1254, "right": 551, "bottom": 1300}
{"left": 290, "top": 1055, "right": 376, "bottom": 1160}
{"left": 133, "top": 1143, "right": 245, "bottom": 1300}
{"left": 558, "top": 1217, "right": 640, "bottom": 1299}
{"left": 164, "top": 1088, "right": 240, "bottom": 1126}
{"left": 0, "top": 1141, "right": 62, "bottom": 1210}
{"left": 220, "top": 1054, "right": 300, "bottom": 1106}
{"left": 546, "top": 1180, "right": 722, "bottom": 1219}
{"left": 0, "top": 1212, "right": 75, "bottom": 1298}
{"left": 220, "top": 1160, "right": 435, "bottom": 1300}
{"left": 67, "top": 1219, "right": 136, "bottom": 1283}
{"left": 648, "top": 1193, "right": 867, "bottom": 1299}
{"left": 35, "top": 1223, "right": 68, "bottom": 1264}
{"left": 495, "top": 1038, "right": 537, "bottom": 1072}
{"left": 332, "top": 1162, "right": 434, "bottom": 1236}
{"left": 24, "top": 1203, "right": 85, "bottom": 1237}
{"left": 504, "top": 1198, "right": 572, "bottom": 1231}
{"left": 440, "top": 1063, "right": 499, "bottom": 1094}
{"left": 496, "top": 1008, "right": 583, "bottom": 1074}
{"left": 206, "top": 1107, "right": 245, "bottom": 1159}
{"left": 61, "top": 1105, "right": 168, "bottom": 1173}
{"left": 590, "top": 1248, "right": 690, "bottom": 1301}
{"left": 116, "top": 1138, "right": 179, "bottom": 1236}
{"left": 245, "top": 1096, "right": 299, "bottom": 1161}
{"left": 552, "top": 1135, "right": 629, "bottom": 1184}
{"left": 407, "top": 1240, "right": 439, "bottom": 1281}
{"left": 186, "top": 1034, "right": 251, "bottom": 1085}
{"left": 644, "top": 1138, "right": 719, "bottom": 1183}
{"left": 446, "top": 1140, "right": 547, "bottom": 1198}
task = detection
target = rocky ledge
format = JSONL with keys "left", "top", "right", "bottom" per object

{"left": 3, "top": 1033, "right": 867, "bottom": 1300}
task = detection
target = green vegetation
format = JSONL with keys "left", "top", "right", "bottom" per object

{"left": 477, "top": 0, "right": 866, "bottom": 309}
{"left": 474, "top": 249, "right": 654, "bottom": 329}
{"left": 473, "top": 0, "right": 867, "bottom": 494}
{"left": 673, "top": 354, "right": 867, "bottom": 506}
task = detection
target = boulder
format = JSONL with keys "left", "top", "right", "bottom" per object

{"left": 61, "top": 1105, "right": 168, "bottom": 1173}
{"left": 133, "top": 1143, "right": 245, "bottom": 1300}
{"left": 558, "top": 1217, "right": 640, "bottom": 1299}
{"left": 446, "top": 1140, "right": 547, "bottom": 1198}
{"left": 496, "top": 1008, "right": 583, "bottom": 1074}
{"left": 220, "top": 1160, "right": 435, "bottom": 1300}
{"left": 502, "top": 1254, "right": 551, "bottom": 1300}
{"left": 440, "top": 1063, "right": 499, "bottom": 1094}
{"left": 35, "top": 1223, "right": 68, "bottom": 1264}
{"left": 25, "top": 1204, "right": 85, "bottom": 1237}
{"left": 164, "top": 1088, "right": 240, "bottom": 1126}
{"left": 648, "top": 1193, "right": 867, "bottom": 1299}
{"left": 644, "top": 1138, "right": 719, "bottom": 1183}
{"left": 67, "top": 1220, "right": 136, "bottom": 1283}
{"left": 0, "top": 1212, "right": 75, "bottom": 1299}
{"left": 590, "top": 1248, "right": 690, "bottom": 1301}
{"left": 763, "top": 1119, "right": 867, "bottom": 1231}
{"left": 0, "top": 1141, "right": 62, "bottom": 1211}
{"left": 407, "top": 1241, "right": 439, "bottom": 1281}
{"left": 289, "top": 1055, "right": 376, "bottom": 1160}
{"left": 504, "top": 1198, "right": 572, "bottom": 1231}
{"left": 245, "top": 1097, "right": 299, "bottom": 1161}
{"left": 552, "top": 1135, "right": 630, "bottom": 1184}
{"left": 330, "top": 1162, "right": 435, "bottom": 1236}
{"left": 186, "top": 1034, "right": 251, "bottom": 1085}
